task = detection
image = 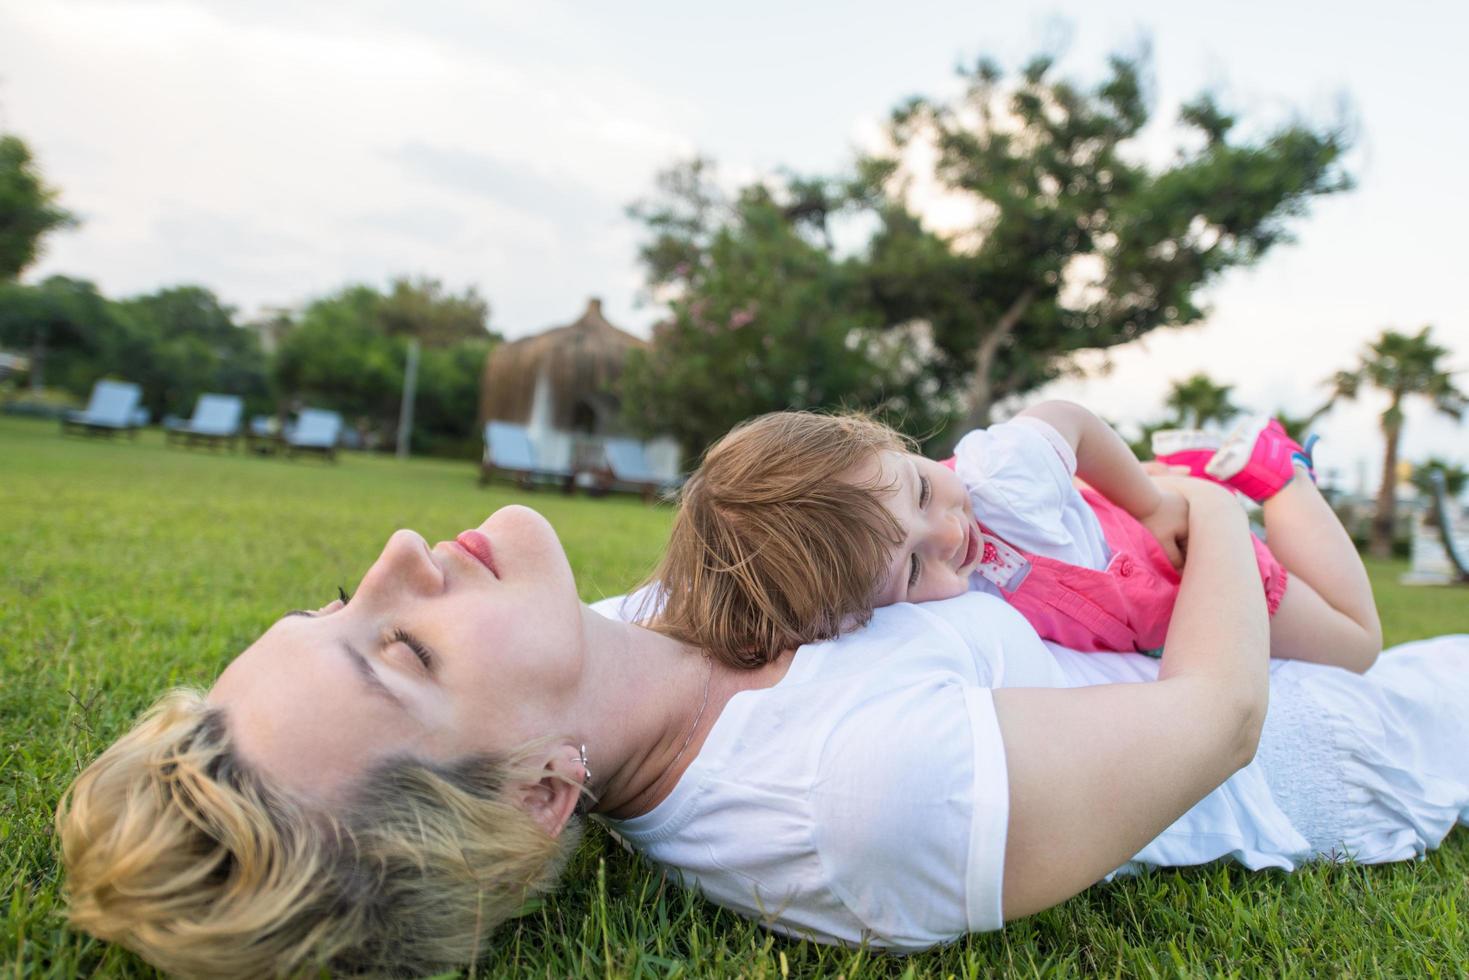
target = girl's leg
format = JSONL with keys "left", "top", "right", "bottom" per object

{"left": 1262, "top": 474, "right": 1383, "bottom": 672}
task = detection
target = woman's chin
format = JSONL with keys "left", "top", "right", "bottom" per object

{"left": 478, "top": 504, "right": 556, "bottom": 542}
{"left": 478, "top": 506, "right": 576, "bottom": 589}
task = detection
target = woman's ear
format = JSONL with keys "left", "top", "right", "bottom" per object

{"left": 516, "top": 745, "right": 585, "bottom": 837}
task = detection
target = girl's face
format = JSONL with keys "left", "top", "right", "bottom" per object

{"left": 209, "top": 505, "right": 588, "bottom": 804}
{"left": 864, "top": 451, "right": 981, "bottom": 606}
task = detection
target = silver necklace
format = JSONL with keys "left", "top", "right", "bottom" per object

{"left": 580, "top": 652, "right": 714, "bottom": 800}
{"left": 665, "top": 653, "right": 715, "bottom": 778}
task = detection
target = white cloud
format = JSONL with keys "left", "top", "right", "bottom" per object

{"left": 3, "top": 0, "right": 692, "bottom": 331}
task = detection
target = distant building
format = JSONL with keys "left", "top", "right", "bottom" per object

{"left": 479, "top": 298, "right": 679, "bottom": 479}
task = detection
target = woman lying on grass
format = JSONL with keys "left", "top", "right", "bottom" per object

{"left": 58, "top": 496, "right": 1469, "bottom": 977}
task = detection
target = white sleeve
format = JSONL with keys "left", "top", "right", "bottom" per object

{"left": 588, "top": 584, "right": 664, "bottom": 623}
{"left": 953, "top": 418, "right": 1101, "bottom": 561}
{"left": 954, "top": 416, "right": 1075, "bottom": 481}
{"left": 812, "top": 677, "right": 1010, "bottom": 948}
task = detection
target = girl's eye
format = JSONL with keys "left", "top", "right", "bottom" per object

{"left": 908, "top": 553, "right": 921, "bottom": 590}
{"left": 918, "top": 476, "right": 932, "bottom": 509}
{"left": 390, "top": 628, "right": 434, "bottom": 671}
{"left": 337, "top": 585, "right": 352, "bottom": 605}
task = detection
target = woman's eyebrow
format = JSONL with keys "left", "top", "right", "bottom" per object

{"left": 279, "top": 612, "right": 404, "bottom": 708}
{"left": 340, "top": 640, "right": 405, "bottom": 709}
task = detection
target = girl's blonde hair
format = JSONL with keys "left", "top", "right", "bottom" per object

{"left": 648, "top": 411, "right": 910, "bottom": 668}
{"left": 57, "top": 688, "right": 579, "bottom": 978}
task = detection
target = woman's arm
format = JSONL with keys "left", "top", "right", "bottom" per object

{"left": 993, "top": 477, "right": 1269, "bottom": 920}
{"left": 1019, "top": 400, "right": 1188, "bottom": 566}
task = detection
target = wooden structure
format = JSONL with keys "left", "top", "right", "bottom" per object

{"left": 479, "top": 298, "right": 679, "bottom": 483}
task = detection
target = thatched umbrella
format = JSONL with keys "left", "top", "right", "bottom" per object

{"left": 479, "top": 298, "right": 647, "bottom": 434}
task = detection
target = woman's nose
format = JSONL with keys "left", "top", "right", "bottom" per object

{"left": 360, "top": 529, "right": 445, "bottom": 599}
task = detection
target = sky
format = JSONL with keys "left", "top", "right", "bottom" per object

{"left": 2, "top": 0, "right": 1465, "bottom": 491}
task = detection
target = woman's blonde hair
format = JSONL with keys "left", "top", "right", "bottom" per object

{"left": 57, "top": 688, "right": 579, "bottom": 978}
{"left": 648, "top": 411, "right": 910, "bottom": 669}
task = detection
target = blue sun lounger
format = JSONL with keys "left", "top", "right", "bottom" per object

{"left": 166, "top": 394, "right": 244, "bottom": 449}
{"left": 61, "top": 380, "right": 144, "bottom": 438}
{"left": 284, "top": 408, "right": 343, "bottom": 461}
{"left": 601, "top": 437, "right": 682, "bottom": 502}
{"left": 480, "top": 421, "right": 573, "bottom": 490}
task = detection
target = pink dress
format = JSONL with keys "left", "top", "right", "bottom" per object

{"left": 943, "top": 421, "right": 1286, "bottom": 655}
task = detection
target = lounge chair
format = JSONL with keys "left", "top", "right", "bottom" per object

{"left": 61, "top": 380, "right": 144, "bottom": 438}
{"left": 600, "top": 437, "right": 682, "bottom": 502}
{"left": 480, "top": 421, "right": 573, "bottom": 491}
{"left": 165, "top": 394, "right": 244, "bottom": 450}
{"left": 284, "top": 409, "right": 343, "bottom": 461}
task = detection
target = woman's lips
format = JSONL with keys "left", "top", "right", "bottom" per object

{"left": 455, "top": 530, "right": 499, "bottom": 577}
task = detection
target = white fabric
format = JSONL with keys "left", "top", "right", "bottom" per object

{"left": 1047, "top": 638, "right": 1469, "bottom": 872}
{"left": 594, "top": 590, "right": 1061, "bottom": 948}
{"left": 594, "top": 591, "right": 1469, "bottom": 950}
{"left": 951, "top": 417, "right": 1112, "bottom": 595}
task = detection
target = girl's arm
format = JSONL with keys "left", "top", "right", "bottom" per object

{"left": 992, "top": 477, "right": 1269, "bottom": 920}
{"left": 1018, "top": 400, "right": 1187, "bottom": 566}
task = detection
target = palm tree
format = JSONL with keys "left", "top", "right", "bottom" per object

{"left": 1329, "top": 326, "right": 1467, "bottom": 558}
{"left": 1164, "top": 373, "right": 1241, "bottom": 429}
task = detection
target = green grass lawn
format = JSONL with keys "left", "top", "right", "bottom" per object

{"left": 3, "top": 414, "right": 1467, "bottom": 978}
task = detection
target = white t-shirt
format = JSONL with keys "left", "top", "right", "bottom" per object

{"left": 592, "top": 589, "right": 1310, "bottom": 951}
{"left": 953, "top": 417, "right": 1112, "bottom": 596}
{"left": 594, "top": 590, "right": 1064, "bottom": 949}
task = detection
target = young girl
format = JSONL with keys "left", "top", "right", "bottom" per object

{"left": 648, "top": 403, "right": 1382, "bottom": 672}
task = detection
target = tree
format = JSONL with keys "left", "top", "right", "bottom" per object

{"left": 1328, "top": 326, "right": 1467, "bottom": 558}
{"left": 272, "top": 279, "right": 497, "bottom": 453}
{"left": 857, "top": 51, "right": 1352, "bottom": 437}
{"left": 1119, "top": 374, "right": 1242, "bottom": 460}
{"left": 377, "top": 276, "right": 491, "bottom": 347}
{"left": 1164, "top": 372, "right": 1241, "bottom": 428}
{"left": 273, "top": 285, "right": 411, "bottom": 428}
{"left": 0, "top": 134, "right": 76, "bottom": 281}
{"left": 413, "top": 338, "right": 495, "bottom": 455}
{"left": 112, "top": 285, "right": 270, "bottom": 419}
{"left": 0, "top": 276, "right": 119, "bottom": 393}
{"left": 623, "top": 166, "right": 957, "bottom": 458}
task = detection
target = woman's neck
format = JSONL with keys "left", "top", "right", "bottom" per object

{"left": 571, "top": 608, "right": 793, "bottom": 819}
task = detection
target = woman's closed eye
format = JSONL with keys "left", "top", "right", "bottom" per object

{"left": 389, "top": 627, "right": 436, "bottom": 673}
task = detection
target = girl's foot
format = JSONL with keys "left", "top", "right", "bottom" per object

{"left": 1204, "top": 417, "right": 1313, "bottom": 503}
{"left": 1154, "top": 418, "right": 1316, "bottom": 503}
